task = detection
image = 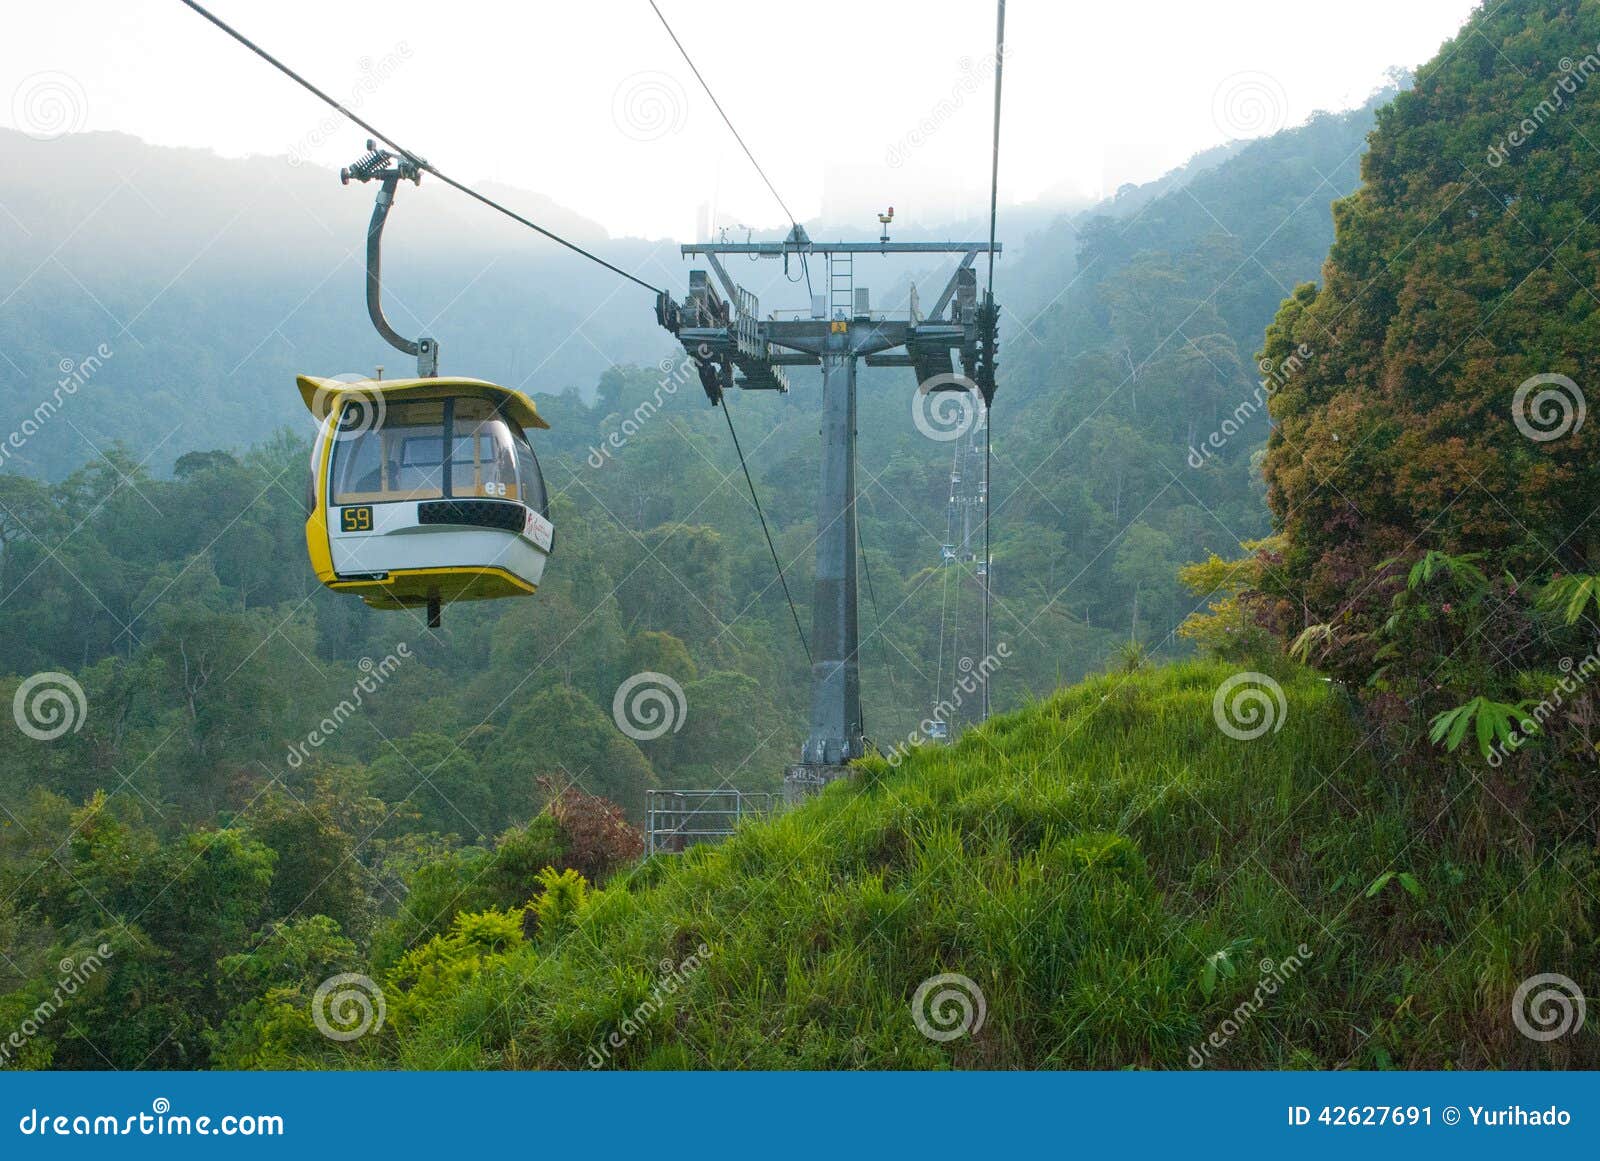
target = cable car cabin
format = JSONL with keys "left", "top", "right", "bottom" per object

{"left": 298, "top": 375, "right": 553, "bottom": 623}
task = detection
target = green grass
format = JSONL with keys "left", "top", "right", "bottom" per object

{"left": 390, "top": 659, "right": 1598, "bottom": 1069}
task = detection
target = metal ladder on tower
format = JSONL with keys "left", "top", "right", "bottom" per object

{"left": 829, "top": 251, "right": 854, "bottom": 318}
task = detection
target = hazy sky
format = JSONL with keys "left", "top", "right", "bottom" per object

{"left": 6, "top": 0, "right": 1482, "bottom": 239}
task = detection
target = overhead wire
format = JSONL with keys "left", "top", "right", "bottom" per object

{"left": 718, "top": 401, "right": 811, "bottom": 665}
{"left": 184, "top": 0, "right": 1006, "bottom": 730}
{"left": 176, "top": 0, "right": 664, "bottom": 295}
{"left": 643, "top": 0, "right": 818, "bottom": 663}
{"left": 646, "top": 0, "right": 814, "bottom": 298}
{"left": 857, "top": 491, "right": 902, "bottom": 744}
{"left": 980, "top": 0, "right": 1006, "bottom": 722}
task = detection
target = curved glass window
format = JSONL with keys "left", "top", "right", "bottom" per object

{"left": 507, "top": 416, "right": 548, "bottom": 516}
{"left": 330, "top": 396, "right": 536, "bottom": 507}
{"left": 450, "top": 398, "right": 520, "bottom": 500}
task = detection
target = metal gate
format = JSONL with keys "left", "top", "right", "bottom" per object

{"left": 645, "top": 789, "right": 784, "bottom": 856}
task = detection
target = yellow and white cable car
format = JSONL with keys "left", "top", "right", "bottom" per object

{"left": 300, "top": 374, "right": 554, "bottom": 623}
{"left": 300, "top": 145, "right": 560, "bottom": 625}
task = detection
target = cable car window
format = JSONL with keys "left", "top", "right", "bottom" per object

{"left": 507, "top": 417, "right": 548, "bottom": 516}
{"left": 331, "top": 400, "right": 447, "bottom": 504}
{"left": 451, "top": 399, "right": 520, "bottom": 500}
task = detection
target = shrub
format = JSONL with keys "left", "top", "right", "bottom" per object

{"left": 529, "top": 866, "right": 589, "bottom": 939}
{"left": 541, "top": 779, "right": 643, "bottom": 882}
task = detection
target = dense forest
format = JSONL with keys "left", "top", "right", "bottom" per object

{"left": 8, "top": 0, "right": 1599, "bottom": 1072}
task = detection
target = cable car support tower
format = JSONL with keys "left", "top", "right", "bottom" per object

{"left": 657, "top": 235, "right": 999, "bottom": 799}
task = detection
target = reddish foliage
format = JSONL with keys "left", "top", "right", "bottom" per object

{"left": 537, "top": 777, "right": 643, "bottom": 882}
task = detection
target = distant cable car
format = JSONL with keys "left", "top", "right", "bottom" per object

{"left": 940, "top": 543, "right": 957, "bottom": 565}
{"left": 299, "top": 375, "right": 553, "bottom": 626}
{"left": 925, "top": 719, "right": 950, "bottom": 743}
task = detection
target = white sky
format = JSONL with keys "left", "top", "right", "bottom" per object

{"left": 5, "top": 0, "right": 1482, "bottom": 239}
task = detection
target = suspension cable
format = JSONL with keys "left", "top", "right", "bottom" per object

{"left": 719, "top": 400, "right": 811, "bottom": 664}
{"left": 933, "top": 558, "right": 950, "bottom": 711}
{"left": 985, "top": 0, "right": 1005, "bottom": 304}
{"left": 646, "top": 0, "right": 814, "bottom": 298}
{"left": 857, "top": 492, "right": 902, "bottom": 737}
{"left": 981, "top": 0, "right": 1005, "bottom": 722}
{"left": 177, "top": 0, "right": 664, "bottom": 295}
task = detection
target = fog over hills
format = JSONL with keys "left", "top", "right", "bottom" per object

{"left": 0, "top": 82, "right": 1386, "bottom": 480}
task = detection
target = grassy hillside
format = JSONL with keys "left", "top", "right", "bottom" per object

{"left": 358, "top": 660, "right": 1595, "bottom": 1071}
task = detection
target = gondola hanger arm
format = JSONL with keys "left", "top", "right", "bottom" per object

{"left": 342, "top": 141, "right": 438, "bottom": 377}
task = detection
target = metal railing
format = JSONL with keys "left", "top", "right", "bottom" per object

{"left": 645, "top": 789, "right": 784, "bottom": 856}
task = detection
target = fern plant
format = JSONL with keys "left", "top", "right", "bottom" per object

{"left": 1539, "top": 573, "right": 1600, "bottom": 626}
{"left": 1289, "top": 622, "right": 1335, "bottom": 663}
{"left": 1428, "top": 696, "right": 1532, "bottom": 760}
{"left": 1393, "top": 549, "right": 1488, "bottom": 595}
{"left": 532, "top": 866, "right": 590, "bottom": 937}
